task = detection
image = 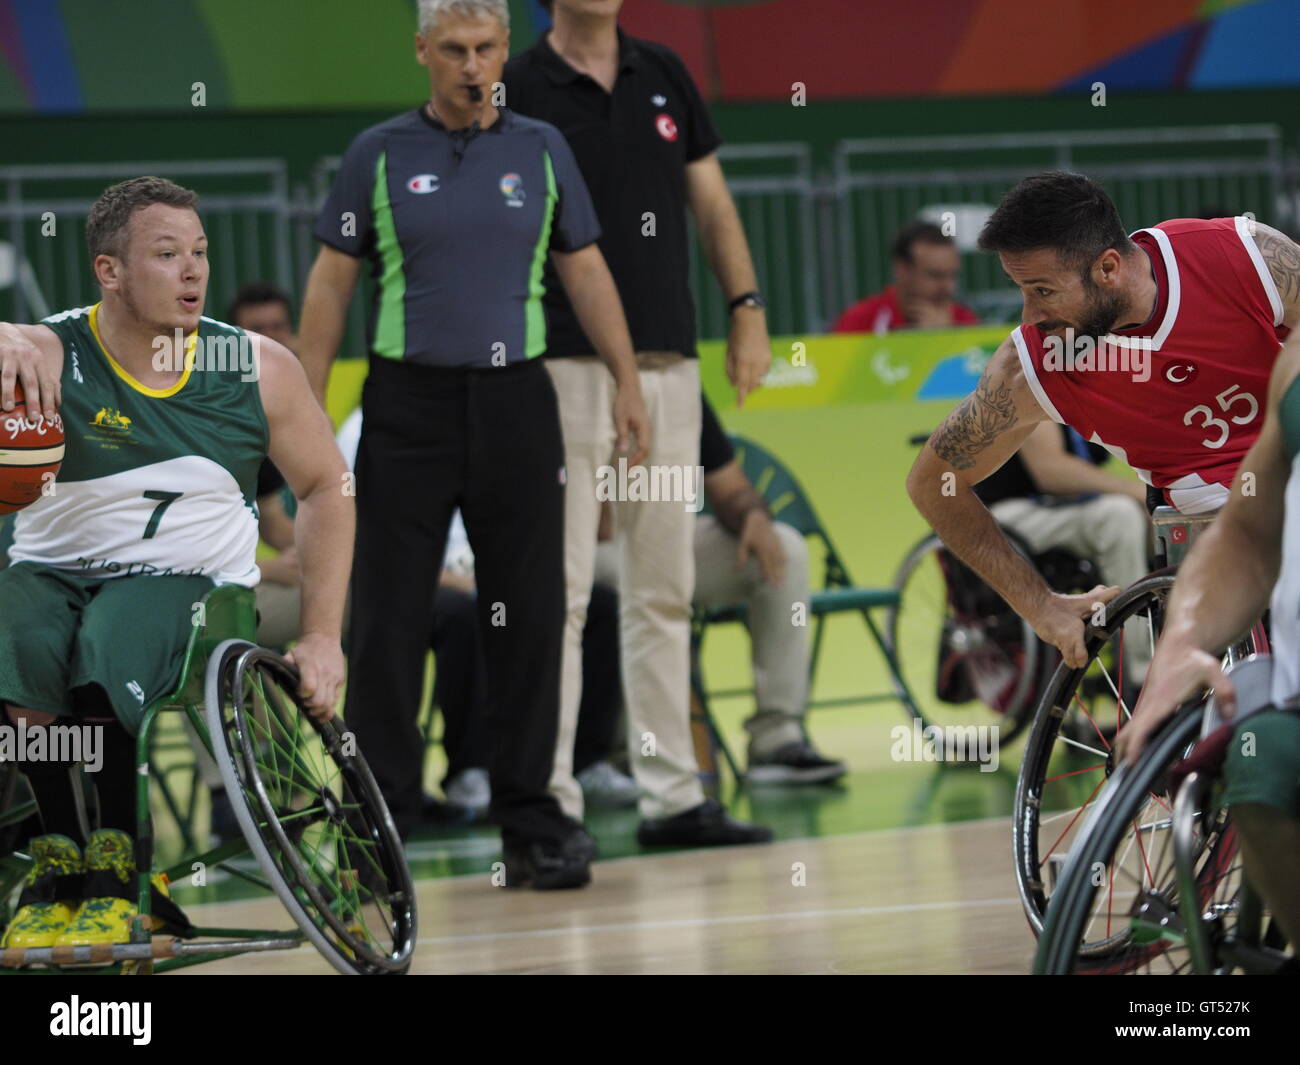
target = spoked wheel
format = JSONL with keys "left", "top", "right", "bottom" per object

{"left": 1015, "top": 569, "right": 1267, "bottom": 942}
{"left": 205, "top": 640, "right": 416, "bottom": 975}
{"left": 886, "top": 534, "right": 1044, "bottom": 751}
{"left": 1175, "top": 771, "right": 1246, "bottom": 974}
{"left": 1015, "top": 571, "right": 1173, "bottom": 940}
{"left": 0, "top": 760, "right": 36, "bottom": 928}
{"left": 1035, "top": 701, "right": 1215, "bottom": 973}
{"left": 0, "top": 758, "right": 27, "bottom": 857}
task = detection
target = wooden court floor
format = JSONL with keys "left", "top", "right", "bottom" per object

{"left": 183, "top": 816, "right": 1035, "bottom": 975}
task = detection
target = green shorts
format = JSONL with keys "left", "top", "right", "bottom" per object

{"left": 0, "top": 562, "right": 214, "bottom": 736}
{"left": 1222, "top": 707, "right": 1300, "bottom": 819}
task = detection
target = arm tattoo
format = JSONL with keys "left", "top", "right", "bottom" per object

{"left": 1259, "top": 227, "right": 1300, "bottom": 313}
{"left": 930, "top": 376, "right": 1017, "bottom": 471}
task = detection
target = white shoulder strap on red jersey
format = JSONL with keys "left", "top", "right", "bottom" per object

{"left": 1232, "top": 216, "right": 1285, "bottom": 327}
{"left": 1009, "top": 327, "right": 1064, "bottom": 424}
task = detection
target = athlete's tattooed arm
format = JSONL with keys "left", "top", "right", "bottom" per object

{"left": 930, "top": 374, "right": 1018, "bottom": 471}
{"left": 1252, "top": 222, "right": 1300, "bottom": 328}
{"left": 905, "top": 336, "right": 1119, "bottom": 668}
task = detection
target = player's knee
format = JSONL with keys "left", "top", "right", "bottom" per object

{"left": 4, "top": 702, "right": 58, "bottom": 728}
{"left": 1091, "top": 493, "right": 1147, "bottom": 545}
{"left": 774, "top": 523, "right": 809, "bottom": 576}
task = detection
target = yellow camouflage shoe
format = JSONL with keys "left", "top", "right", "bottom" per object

{"left": 55, "top": 828, "right": 137, "bottom": 947}
{"left": 1, "top": 834, "right": 84, "bottom": 949}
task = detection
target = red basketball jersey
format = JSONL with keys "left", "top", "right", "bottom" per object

{"left": 1013, "top": 217, "right": 1288, "bottom": 514}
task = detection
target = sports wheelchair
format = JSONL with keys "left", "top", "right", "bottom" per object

{"left": 886, "top": 526, "right": 1099, "bottom": 750}
{"left": 1033, "top": 654, "right": 1294, "bottom": 974}
{"left": 0, "top": 584, "right": 416, "bottom": 975}
{"left": 1013, "top": 505, "right": 1270, "bottom": 947}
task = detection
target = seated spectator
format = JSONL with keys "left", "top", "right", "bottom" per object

{"left": 976, "top": 423, "right": 1152, "bottom": 700}
{"left": 834, "top": 222, "right": 979, "bottom": 334}
{"left": 592, "top": 395, "right": 846, "bottom": 784}
{"left": 227, "top": 281, "right": 297, "bottom": 350}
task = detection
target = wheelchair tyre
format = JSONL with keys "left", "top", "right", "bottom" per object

{"left": 1015, "top": 571, "right": 1174, "bottom": 939}
{"left": 1174, "top": 770, "right": 1248, "bottom": 975}
{"left": 887, "top": 534, "right": 1042, "bottom": 749}
{"left": 205, "top": 639, "right": 416, "bottom": 975}
{"left": 1034, "top": 701, "right": 1208, "bottom": 973}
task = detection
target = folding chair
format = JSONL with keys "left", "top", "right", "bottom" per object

{"left": 690, "top": 434, "right": 922, "bottom": 783}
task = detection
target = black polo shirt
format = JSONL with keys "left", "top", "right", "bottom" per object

{"left": 503, "top": 30, "right": 722, "bottom": 360}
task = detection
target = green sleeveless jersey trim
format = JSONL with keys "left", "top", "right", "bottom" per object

{"left": 1267, "top": 371, "right": 1300, "bottom": 705}
{"left": 9, "top": 304, "right": 269, "bottom": 586}
{"left": 1281, "top": 374, "right": 1300, "bottom": 463}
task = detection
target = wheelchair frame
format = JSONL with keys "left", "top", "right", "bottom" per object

{"left": 0, "top": 583, "right": 415, "bottom": 975}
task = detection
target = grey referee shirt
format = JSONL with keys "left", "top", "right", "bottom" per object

{"left": 316, "top": 107, "right": 602, "bottom": 368}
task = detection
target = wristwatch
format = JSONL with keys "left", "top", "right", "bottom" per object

{"left": 728, "top": 290, "right": 766, "bottom": 314}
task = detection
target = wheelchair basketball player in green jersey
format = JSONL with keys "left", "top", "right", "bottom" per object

{"left": 1116, "top": 331, "right": 1300, "bottom": 953}
{"left": 0, "top": 176, "right": 353, "bottom": 949}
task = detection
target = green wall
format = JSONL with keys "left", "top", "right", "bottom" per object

{"left": 3, "top": 88, "right": 1296, "bottom": 191}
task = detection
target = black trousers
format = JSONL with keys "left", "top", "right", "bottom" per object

{"left": 433, "top": 579, "right": 623, "bottom": 783}
{"left": 345, "top": 357, "right": 573, "bottom": 846}
{"left": 572, "top": 581, "right": 623, "bottom": 775}
{"left": 430, "top": 584, "right": 491, "bottom": 784}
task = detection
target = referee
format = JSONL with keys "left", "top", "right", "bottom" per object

{"left": 297, "top": 0, "right": 649, "bottom": 890}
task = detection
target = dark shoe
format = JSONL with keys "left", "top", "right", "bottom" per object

{"left": 636, "top": 799, "right": 773, "bottom": 848}
{"left": 502, "top": 828, "right": 596, "bottom": 891}
{"left": 209, "top": 786, "right": 242, "bottom": 846}
{"left": 421, "top": 792, "right": 476, "bottom": 827}
{"left": 747, "top": 742, "right": 847, "bottom": 785}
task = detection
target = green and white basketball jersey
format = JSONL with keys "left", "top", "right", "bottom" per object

{"left": 1270, "top": 374, "right": 1300, "bottom": 703}
{"left": 9, "top": 303, "right": 268, "bottom": 586}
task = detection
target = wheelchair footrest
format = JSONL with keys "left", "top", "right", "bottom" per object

{"left": 1, "top": 934, "right": 303, "bottom": 968}
{"left": 2, "top": 938, "right": 186, "bottom": 968}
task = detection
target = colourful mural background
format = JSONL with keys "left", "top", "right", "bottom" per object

{"left": 0, "top": 0, "right": 1295, "bottom": 114}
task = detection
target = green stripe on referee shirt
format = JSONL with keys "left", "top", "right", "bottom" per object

{"left": 524, "top": 151, "right": 559, "bottom": 359}
{"left": 371, "top": 151, "right": 406, "bottom": 360}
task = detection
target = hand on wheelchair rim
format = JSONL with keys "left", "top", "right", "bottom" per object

{"left": 1031, "top": 583, "right": 1122, "bottom": 669}
{"left": 284, "top": 633, "right": 346, "bottom": 720}
{"left": 1115, "top": 644, "right": 1233, "bottom": 765}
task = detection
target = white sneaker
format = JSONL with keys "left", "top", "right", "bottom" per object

{"left": 576, "top": 761, "right": 640, "bottom": 807}
{"left": 444, "top": 768, "right": 491, "bottom": 813}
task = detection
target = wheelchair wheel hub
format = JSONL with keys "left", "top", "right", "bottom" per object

{"left": 318, "top": 787, "right": 345, "bottom": 825}
{"left": 1128, "top": 891, "right": 1186, "bottom": 945}
{"left": 947, "top": 625, "right": 986, "bottom": 653}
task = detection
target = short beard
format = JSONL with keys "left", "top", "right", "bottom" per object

{"left": 1075, "top": 275, "right": 1127, "bottom": 341}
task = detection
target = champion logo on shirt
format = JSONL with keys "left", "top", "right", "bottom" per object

{"left": 1164, "top": 361, "right": 1198, "bottom": 385}
{"left": 407, "top": 174, "right": 440, "bottom": 194}
{"left": 655, "top": 113, "right": 678, "bottom": 142}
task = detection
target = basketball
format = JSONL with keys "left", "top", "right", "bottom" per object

{"left": 0, "top": 382, "right": 64, "bottom": 514}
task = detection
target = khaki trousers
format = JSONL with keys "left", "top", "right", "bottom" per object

{"left": 692, "top": 517, "right": 810, "bottom": 757}
{"left": 547, "top": 357, "right": 703, "bottom": 820}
